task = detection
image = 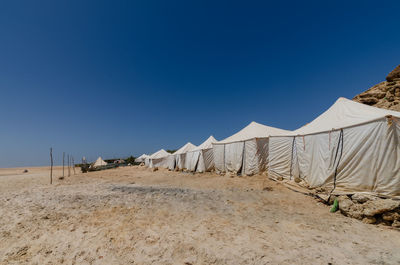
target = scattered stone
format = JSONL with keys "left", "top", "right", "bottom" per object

{"left": 338, "top": 196, "right": 363, "bottom": 220}
{"left": 9, "top": 246, "right": 29, "bottom": 258}
{"left": 263, "top": 186, "right": 273, "bottom": 191}
{"left": 392, "top": 220, "right": 400, "bottom": 228}
{"left": 23, "top": 169, "right": 28, "bottom": 173}
{"left": 351, "top": 193, "right": 377, "bottom": 204}
{"left": 145, "top": 230, "right": 160, "bottom": 244}
{"left": 363, "top": 199, "right": 400, "bottom": 217}
{"left": 362, "top": 216, "right": 377, "bottom": 224}
{"left": 151, "top": 167, "right": 158, "bottom": 172}
{"left": 382, "top": 211, "right": 400, "bottom": 221}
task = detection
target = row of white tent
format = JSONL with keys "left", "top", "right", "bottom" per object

{"left": 135, "top": 135, "right": 217, "bottom": 173}
{"left": 135, "top": 97, "right": 400, "bottom": 199}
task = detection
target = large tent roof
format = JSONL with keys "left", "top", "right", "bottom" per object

{"left": 93, "top": 157, "right": 107, "bottom": 167}
{"left": 173, "top": 142, "right": 197, "bottom": 154}
{"left": 290, "top": 97, "right": 400, "bottom": 136}
{"left": 135, "top": 154, "right": 149, "bottom": 162}
{"left": 216, "top": 121, "right": 291, "bottom": 144}
{"left": 137, "top": 154, "right": 149, "bottom": 159}
{"left": 193, "top": 136, "right": 217, "bottom": 151}
{"left": 149, "top": 149, "right": 170, "bottom": 159}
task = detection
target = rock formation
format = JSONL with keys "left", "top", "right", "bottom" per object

{"left": 335, "top": 194, "right": 400, "bottom": 227}
{"left": 353, "top": 64, "right": 400, "bottom": 111}
{"left": 386, "top": 64, "right": 400, "bottom": 82}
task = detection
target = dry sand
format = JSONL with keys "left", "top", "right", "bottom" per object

{"left": 0, "top": 166, "right": 399, "bottom": 265}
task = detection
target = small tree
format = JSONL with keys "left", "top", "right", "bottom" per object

{"left": 126, "top": 156, "right": 136, "bottom": 164}
{"left": 166, "top": 149, "right": 177, "bottom": 154}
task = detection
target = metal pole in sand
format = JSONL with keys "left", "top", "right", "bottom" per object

{"left": 63, "top": 152, "right": 65, "bottom": 178}
{"left": 50, "top": 148, "right": 53, "bottom": 184}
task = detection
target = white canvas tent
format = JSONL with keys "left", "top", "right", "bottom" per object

{"left": 93, "top": 157, "right": 107, "bottom": 167}
{"left": 135, "top": 154, "right": 148, "bottom": 163}
{"left": 147, "top": 149, "right": 170, "bottom": 168}
{"left": 185, "top": 136, "right": 217, "bottom": 172}
{"left": 213, "top": 121, "right": 291, "bottom": 175}
{"left": 167, "top": 142, "right": 196, "bottom": 170}
{"left": 268, "top": 97, "right": 400, "bottom": 199}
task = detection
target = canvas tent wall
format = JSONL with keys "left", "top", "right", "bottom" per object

{"left": 185, "top": 136, "right": 217, "bottom": 173}
{"left": 213, "top": 121, "right": 291, "bottom": 175}
{"left": 144, "top": 157, "right": 150, "bottom": 167}
{"left": 135, "top": 154, "right": 148, "bottom": 163}
{"left": 93, "top": 157, "right": 107, "bottom": 167}
{"left": 148, "top": 149, "right": 170, "bottom": 168}
{"left": 268, "top": 97, "right": 400, "bottom": 199}
{"left": 167, "top": 142, "right": 196, "bottom": 170}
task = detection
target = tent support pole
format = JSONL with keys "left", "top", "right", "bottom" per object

{"left": 289, "top": 137, "right": 296, "bottom": 180}
{"left": 223, "top": 144, "right": 226, "bottom": 173}
{"left": 241, "top": 141, "right": 246, "bottom": 176}
{"left": 50, "top": 148, "right": 53, "bottom": 184}
{"left": 62, "top": 152, "right": 65, "bottom": 178}
{"left": 328, "top": 129, "right": 344, "bottom": 199}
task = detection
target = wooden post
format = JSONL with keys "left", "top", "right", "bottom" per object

{"left": 72, "top": 157, "right": 76, "bottom": 175}
{"left": 50, "top": 148, "right": 53, "bottom": 184}
{"left": 63, "top": 152, "right": 65, "bottom": 178}
{"left": 68, "top": 154, "right": 71, "bottom": 177}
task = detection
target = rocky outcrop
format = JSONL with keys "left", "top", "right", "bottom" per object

{"left": 337, "top": 195, "right": 363, "bottom": 220}
{"left": 363, "top": 199, "right": 400, "bottom": 217}
{"left": 386, "top": 65, "right": 400, "bottom": 82}
{"left": 336, "top": 194, "right": 400, "bottom": 228}
{"left": 353, "top": 65, "right": 400, "bottom": 111}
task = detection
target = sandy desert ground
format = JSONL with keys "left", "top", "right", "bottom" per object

{"left": 0, "top": 166, "right": 400, "bottom": 265}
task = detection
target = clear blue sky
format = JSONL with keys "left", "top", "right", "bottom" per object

{"left": 1, "top": 0, "right": 399, "bottom": 167}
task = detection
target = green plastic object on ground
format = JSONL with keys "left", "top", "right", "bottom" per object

{"left": 330, "top": 198, "right": 339, "bottom": 213}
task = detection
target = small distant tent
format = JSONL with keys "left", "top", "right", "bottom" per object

{"left": 135, "top": 154, "right": 148, "bottom": 163}
{"left": 167, "top": 142, "right": 197, "bottom": 170}
{"left": 268, "top": 97, "right": 400, "bottom": 199}
{"left": 213, "top": 121, "right": 291, "bottom": 175}
{"left": 148, "top": 149, "right": 170, "bottom": 168}
{"left": 93, "top": 157, "right": 107, "bottom": 167}
{"left": 185, "top": 136, "right": 218, "bottom": 172}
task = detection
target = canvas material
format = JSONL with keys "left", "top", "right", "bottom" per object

{"left": 148, "top": 149, "right": 169, "bottom": 168}
{"left": 93, "top": 157, "right": 107, "bottom": 167}
{"left": 269, "top": 118, "right": 400, "bottom": 198}
{"left": 185, "top": 136, "right": 218, "bottom": 172}
{"left": 215, "top": 121, "right": 291, "bottom": 144}
{"left": 287, "top": 97, "right": 400, "bottom": 136}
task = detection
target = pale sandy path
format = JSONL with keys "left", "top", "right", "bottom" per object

{"left": 0, "top": 166, "right": 399, "bottom": 265}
